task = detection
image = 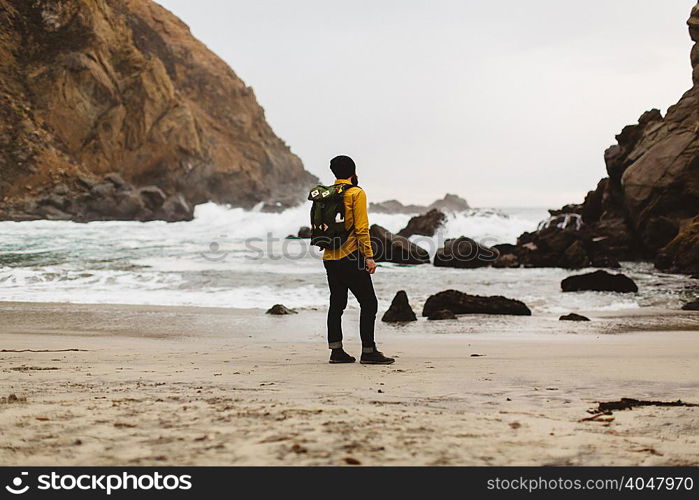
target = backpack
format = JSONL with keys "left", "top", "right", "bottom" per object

{"left": 307, "top": 183, "right": 356, "bottom": 249}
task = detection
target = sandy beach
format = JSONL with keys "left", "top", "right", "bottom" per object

{"left": 1, "top": 301, "right": 698, "bottom": 466}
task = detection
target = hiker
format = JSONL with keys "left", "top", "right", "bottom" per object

{"left": 308, "top": 155, "right": 395, "bottom": 365}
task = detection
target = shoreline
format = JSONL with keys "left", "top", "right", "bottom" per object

{"left": 1, "top": 300, "right": 697, "bottom": 338}
{"left": 1, "top": 301, "right": 698, "bottom": 465}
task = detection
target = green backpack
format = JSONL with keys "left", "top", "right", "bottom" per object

{"left": 307, "top": 183, "right": 356, "bottom": 250}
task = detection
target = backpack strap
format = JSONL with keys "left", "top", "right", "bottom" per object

{"left": 333, "top": 183, "right": 359, "bottom": 192}
{"left": 333, "top": 184, "right": 360, "bottom": 234}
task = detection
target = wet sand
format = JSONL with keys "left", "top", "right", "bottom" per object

{"left": 1, "top": 301, "right": 698, "bottom": 466}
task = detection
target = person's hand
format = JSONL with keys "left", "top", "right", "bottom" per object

{"left": 365, "top": 258, "right": 377, "bottom": 274}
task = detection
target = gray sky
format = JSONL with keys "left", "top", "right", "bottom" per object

{"left": 158, "top": 0, "right": 694, "bottom": 207}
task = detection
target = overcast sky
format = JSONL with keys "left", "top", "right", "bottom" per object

{"left": 158, "top": 0, "right": 694, "bottom": 207}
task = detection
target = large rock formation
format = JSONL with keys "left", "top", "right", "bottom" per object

{"left": 576, "top": 99, "right": 698, "bottom": 271}
{"left": 369, "top": 199, "right": 426, "bottom": 214}
{"left": 427, "top": 193, "right": 470, "bottom": 213}
{"left": 507, "top": 224, "right": 620, "bottom": 269}
{"left": 503, "top": 3, "right": 699, "bottom": 274}
{"left": 397, "top": 209, "right": 446, "bottom": 238}
{"left": 554, "top": 4, "right": 699, "bottom": 273}
{"left": 369, "top": 194, "right": 469, "bottom": 214}
{"left": 0, "top": 0, "right": 316, "bottom": 221}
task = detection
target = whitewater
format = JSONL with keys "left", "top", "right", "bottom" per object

{"left": 0, "top": 203, "right": 694, "bottom": 313}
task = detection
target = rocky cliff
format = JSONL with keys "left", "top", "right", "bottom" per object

{"left": 369, "top": 194, "right": 469, "bottom": 214}
{"left": 0, "top": 0, "right": 317, "bottom": 221}
{"left": 511, "top": 3, "right": 699, "bottom": 274}
{"left": 586, "top": 3, "right": 699, "bottom": 274}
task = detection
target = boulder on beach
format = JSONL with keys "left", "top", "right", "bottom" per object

{"left": 561, "top": 270, "right": 638, "bottom": 293}
{"left": 681, "top": 299, "right": 699, "bottom": 311}
{"left": 397, "top": 209, "right": 446, "bottom": 238}
{"left": 559, "top": 313, "right": 590, "bottom": 321}
{"left": 422, "top": 290, "right": 532, "bottom": 316}
{"left": 381, "top": 291, "right": 418, "bottom": 322}
{"left": 433, "top": 237, "right": 498, "bottom": 269}
{"left": 266, "top": 304, "right": 297, "bottom": 315}
{"left": 427, "top": 309, "right": 457, "bottom": 320}
{"left": 370, "top": 225, "right": 430, "bottom": 265}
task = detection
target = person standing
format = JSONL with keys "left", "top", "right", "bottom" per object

{"left": 322, "top": 155, "right": 394, "bottom": 365}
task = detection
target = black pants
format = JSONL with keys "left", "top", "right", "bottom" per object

{"left": 323, "top": 252, "right": 378, "bottom": 352}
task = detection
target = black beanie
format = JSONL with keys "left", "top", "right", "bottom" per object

{"left": 329, "top": 155, "right": 356, "bottom": 179}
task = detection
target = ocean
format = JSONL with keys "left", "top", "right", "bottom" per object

{"left": 0, "top": 203, "right": 695, "bottom": 313}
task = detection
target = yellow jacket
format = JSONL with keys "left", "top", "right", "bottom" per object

{"left": 322, "top": 178, "right": 374, "bottom": 260}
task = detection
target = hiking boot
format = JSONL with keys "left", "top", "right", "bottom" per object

{"left": 329, "top": 348, "right": 356, "bottom": 364}
{"left": 360, "top": 349, "right": 395, "bottom": 365}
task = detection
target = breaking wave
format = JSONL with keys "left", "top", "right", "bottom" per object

{"left": 1, "top": 204, "right": 694, "bottom": 312}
